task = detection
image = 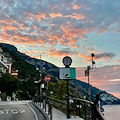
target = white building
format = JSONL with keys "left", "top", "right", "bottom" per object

{"left": 0, "top": 47, "right": 18, "bottom": 78}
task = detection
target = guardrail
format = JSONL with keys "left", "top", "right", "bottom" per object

{"left": 33, "top": 95, "right": 106, "bottom": 120}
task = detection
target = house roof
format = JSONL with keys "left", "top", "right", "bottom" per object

{"left": 0, "top": 60, "right": 8, "bottom": 69}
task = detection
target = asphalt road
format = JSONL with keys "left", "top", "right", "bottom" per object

{"left": 0, "top": 101, "right": 46, "bottom": 120}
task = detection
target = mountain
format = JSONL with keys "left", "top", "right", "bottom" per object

{"left": 0, "top": 43, "right": 120, "bottom": 104}
{"left": 71, "top": 80, "right": 120, "bottom": 105}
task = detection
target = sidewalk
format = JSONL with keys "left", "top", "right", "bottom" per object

{"left": 52, "top": 107, "right": 84, "bottom": 120}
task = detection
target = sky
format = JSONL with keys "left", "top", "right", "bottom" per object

{"left": 0, "top": 0, "right": 120, "bottom": 98}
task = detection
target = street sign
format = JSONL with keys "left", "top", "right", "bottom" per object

{"left": 45, "top": 75, "right": 51, "bottom": 82}
{"left": 59, "top": 68, "right": 76, "bottom": 79}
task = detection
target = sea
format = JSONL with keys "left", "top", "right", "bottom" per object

{"left": 103, "top": 105, "right": 120, "bottom": 120}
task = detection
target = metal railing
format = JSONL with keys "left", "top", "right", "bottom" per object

{"left": 33, "top": 95, "right": 53, "bottom": 120}
{"left": 73, "top": 98, "right": 106, "bottom": 120}
{"left": 33, "top": 95, "right": 106, "bottom": 120}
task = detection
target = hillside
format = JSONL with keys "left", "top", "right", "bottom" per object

{"left": 0, "top": 43, "right": 120, "bottom": 104}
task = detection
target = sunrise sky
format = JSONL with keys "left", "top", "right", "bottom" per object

{"left": 0, "top": 0, "right": 120, "bottom": 98}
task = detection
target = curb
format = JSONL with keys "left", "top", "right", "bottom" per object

{"left": 30, "top": 102, "right": 49, "bottom": 120}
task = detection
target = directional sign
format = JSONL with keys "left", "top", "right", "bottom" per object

{"left": 45, "top": 76, "right": 51, "bottom": 82}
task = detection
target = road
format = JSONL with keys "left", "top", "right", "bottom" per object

{"left": 0, "top": 101, "right": 46, "bottom": 120}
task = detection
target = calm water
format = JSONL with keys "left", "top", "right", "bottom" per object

{"left": 103, "top": 105, "right": 120, "bottom": 120}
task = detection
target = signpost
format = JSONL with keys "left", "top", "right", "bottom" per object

{"left": 59, "top": 56, "right": 76, "bottom": 119}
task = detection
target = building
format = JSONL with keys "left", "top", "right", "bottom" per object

{"left": 0, "top": 47, "right": 18, "bottom": 78}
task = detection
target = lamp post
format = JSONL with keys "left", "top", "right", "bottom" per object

{"left": 85, "top": 53, "right": 95, "bottom": 120}
{"left": 91, "top": 53, "right": 95, "bottom": 69}
{"left": 62, "top": 56, "right": 72, "bottom": 119}
{"left": 59, "top": 56, "right": 76, "bottom": 119}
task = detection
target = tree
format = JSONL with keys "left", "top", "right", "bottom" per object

{"left": 57, "top": 80, "right": 67, "bottom": 100}
{"left": 0, "top": 73, "right": 21, "bottom": 97}
{"left": 48, "top": 81, "right": 67, "bottom": 100}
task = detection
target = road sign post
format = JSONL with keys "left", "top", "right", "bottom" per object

{"left": 45, "top": 75, "right": 51, "bottom": 90}
{"left": 45, "top": 76, "right": 51, "bottom": 82}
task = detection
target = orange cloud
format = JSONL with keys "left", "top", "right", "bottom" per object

{"left": 78, "top": 53, "right": 90, "bottom": 59}
{"left": 18, "top": 23, "right": 28, "bottom": 30}
{"left": 37, "top": 37, "right": 46, "bottom": 44}
{"left": 47, "top": 48, "right": 73, "bottom": 57}
{"left": 49, "top": 12, "right": 63, "bottom": 18}
{"left": 65, "top": 13, "right": 85, "bottom": 20}
{"left": 115, "top": 60, "right": 120, "bottom": 63}
{"left": 27, "top": 12, "right": 46, "bottom": 21}
{"left": 2, "top": 25, "right": 18, "bottom": 31}
{"left": 72, "top": 3, "right": 81, "bottom": 9}
{"left": 60, "top": 25, "right": 91, "bottom": 47}
{"left": 113, "top": 66, "right": 120, "bottom": 71}
{"left": 33, "top": 24, "right": 38, "bottom": 30}
{"left": 49, "top": 12, "right": 85, "bottom": 20}
{"left": 87, "top": 49, "right": 100, "bottom": 54}
{"left": 23, "top": 50, "right": 39, "bottom": 55}
{"left": 110, "top": 92, "right": 120, "bottom": 99}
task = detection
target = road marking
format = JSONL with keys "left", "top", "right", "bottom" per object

{"left": 0, "top": 109, "right": 25, "bottom": 114}
{"left": 27, "top": 102, "right": 38, "bottom": 120}
{"left": 0, "top": 101, "right": 26, "bottom": 105}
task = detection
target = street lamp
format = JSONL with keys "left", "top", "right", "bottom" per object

{"left": 84, "top": 53, "right": 95, "bottom": 120}
{"left": 62, "top": 56, "right": 72, "bottom": 119}
{"left": 91, "top": 53, "right": 95, "bottom": 69}
{"left": 85, "top": 53, "right": 95, "bottom": 102}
